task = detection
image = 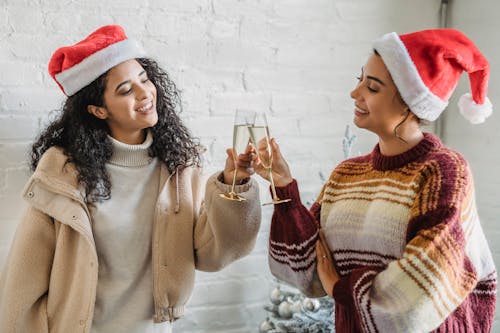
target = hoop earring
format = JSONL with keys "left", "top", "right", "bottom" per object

{"left": 393, "top": 110, "right": 410, "bottom": 143}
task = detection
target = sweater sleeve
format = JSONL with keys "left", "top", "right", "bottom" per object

{"left": 0, "top": 207, "right": 54, "bottom": 333}
{"left": 267, "top": 180, "right": 326, "bottom": 297}
{"left": 332, "top": 162, "right": 497, "bottom": 332}
{"left": 193, "top": 172, "right": 261, "bottom": 272}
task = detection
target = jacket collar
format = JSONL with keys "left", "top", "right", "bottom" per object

{"left": 26, "top": 147, "right": 183, "bottom": 224}
{"left": 23, "top": 147, "right": 94, "bottom": 240}
{"left": 29, "top": 147, "right": 86, "bottom": 202}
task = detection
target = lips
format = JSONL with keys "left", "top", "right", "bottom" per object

{"left": 354, "top": 105, "right": 368, "bottom": 114}
{"left": 136, "top": 101, "right": 154, "bottom": 113}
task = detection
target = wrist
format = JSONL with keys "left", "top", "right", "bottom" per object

{"left": 220, "top": 172, "right": 249, "bottom": 185}
{"left": 221, "top": 172, "right": 231, "bottom": 185}
{"left": 330, "top": 279, "right": 339, "bottom": 298}
{"left": 275, "top": 177, "right": 293, "bottom": 187}
{"left": 236, "top": 177, "right": 250, "bottom": 185}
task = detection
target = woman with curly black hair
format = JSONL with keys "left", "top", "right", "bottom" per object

{"left": 0, "top": 25, "right": 261, "bottom": 333}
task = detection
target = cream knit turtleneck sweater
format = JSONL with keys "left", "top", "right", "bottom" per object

{"left": 91, "top": 132, "right": 172, "bottom": 333}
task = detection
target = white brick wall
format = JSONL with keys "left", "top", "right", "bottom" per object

{"left": 445, "top": 0, "right": 500, "bottom": 329}
{"left": 1, "top": 0, "right": 498, "bottom": 331}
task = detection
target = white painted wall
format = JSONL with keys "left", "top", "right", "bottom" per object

{"left": 1, "top": 0, "right": 497, "bottom": 331}
{"left": 444, "top": 1, "right": 500, "bottom": 330}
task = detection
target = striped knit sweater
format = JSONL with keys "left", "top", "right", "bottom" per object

{"left": 269, "top": 133, "right": 497, "bottom": 333}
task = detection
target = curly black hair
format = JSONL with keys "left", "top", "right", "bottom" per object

{"left": 31, "top": 58, "right": 201, "bottom": 204}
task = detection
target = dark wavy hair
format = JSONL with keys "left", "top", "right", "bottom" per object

{"left": 372, "top": 49, "right": 428, "bottom": 143}
{"left": 31, "top": 58, "right": 201, "bottom": 203}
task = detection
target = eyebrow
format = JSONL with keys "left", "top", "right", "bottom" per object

{"left": 366, "top": 75, "right": 386, "bottom": 86}
{"left": 114, "top": 70, "right": 147, "bottom": 92}
{"left": 360, "top": 66, "right": 386, "bottom": 86}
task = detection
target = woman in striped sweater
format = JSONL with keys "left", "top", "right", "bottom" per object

{"left": 255, "top": 29, "right": 496, "bottom": 332}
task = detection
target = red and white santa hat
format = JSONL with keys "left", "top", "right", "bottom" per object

{"left": 48, "top": 25, "right": 146, "bottom": 96}
{"left": 373, "top": 28, "right": 492, "bottom": 124}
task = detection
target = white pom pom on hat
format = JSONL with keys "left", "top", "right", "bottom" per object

{"left": 458, "top": 93, "right": 492, "bottom": 124}
{"left": 373, "top": 28, "right": 492, "bottom": 124}
{"left": 48, "top": 25, "right": 146, "bottom": 96}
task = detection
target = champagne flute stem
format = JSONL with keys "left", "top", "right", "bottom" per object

{"left": 267, "top": 167, "right": 279, "bottom": 200}
{"left": 230, "top": 159, "right": 238, "bottom": 195}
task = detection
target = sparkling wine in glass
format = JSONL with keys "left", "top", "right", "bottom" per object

{"left": 249, "top": 113, "right": 291, "bottom": 205}
{"left": 219, "top": 110, "right": 256, "bottom": 201}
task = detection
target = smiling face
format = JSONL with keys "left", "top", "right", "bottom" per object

{"left": 350, "top": 54, "right": 409, "bottom": 139}
{"left": 87, "top": 59, "right": 158, "bottom": 144}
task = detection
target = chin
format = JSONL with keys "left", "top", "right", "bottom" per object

{"left": 147, "top": 113, "right": 159, "bottom": 127}
{"left": 353, "top": 117, "right": 365, "bottom": 129}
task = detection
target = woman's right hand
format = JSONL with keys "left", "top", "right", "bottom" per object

{"left": 254, "top": 138, "right": 293, "bottom": 187}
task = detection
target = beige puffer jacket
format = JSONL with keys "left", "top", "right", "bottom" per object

{"left": 0, "top": 147, "right": 261, "bottom": 332}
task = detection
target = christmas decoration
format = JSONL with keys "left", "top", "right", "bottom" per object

{"left": 277, "top": 300, "right": 293, "bottom": 319}
{"left": 373, "top": 29, "right": 492, "bottom": 123}
{"left": 259, "top": 317, "right": 275, "bottom": 333}
{"left": 342, "top": 124, "right": 357, "bottom": 160}
{"left": 258, "top": 280, "right": 335, "bottom": 333}
{"left": 302, "top": 297, "right": 320, "bottom": 312}
{"left": 269, "top": 286, "right": 285, "bottom": 305}
{"left": 48, "top": 25, "right": 145, "bottom": 96}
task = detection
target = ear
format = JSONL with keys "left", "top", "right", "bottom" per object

{"left": 87, "top": 105, "right": 108, "bottom": 120}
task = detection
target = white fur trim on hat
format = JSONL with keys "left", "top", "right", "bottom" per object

{"left": 55, "top": 38, "right": 146, "bottom": 96}
{"left": 373, "top": 32, "right": 448, "bottom": 121}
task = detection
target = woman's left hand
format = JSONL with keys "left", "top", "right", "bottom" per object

{"left": 222, "top": 144, "right": 257, "bottom": 185}
{"left": 315, "top": 229, "right": 339, "bottom": 297}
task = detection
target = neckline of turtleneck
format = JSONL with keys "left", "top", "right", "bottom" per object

{"left": 108, "top": 131, "right": 154, "bottom": 167}
{"left": 371, "top": 132, "right": 442, "bottom": 171}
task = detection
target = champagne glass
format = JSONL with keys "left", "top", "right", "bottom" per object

{"left": 249, "top": 112, "right": 291, "bottom": 205}
{"left": 219, "top": 110, "right": 256, "bottom": 201}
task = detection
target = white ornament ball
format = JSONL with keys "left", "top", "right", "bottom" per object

{"left": 259, "top": 318, "right": 275, "bottom": 332}
{"left": 278, "top": 300, "right": 293, "bottom": 319}
{"left": 302, "top": 297, "right": 321, "bottom": 312}
{"left": 270, "top": 287, "right": 283, "bottom": 305}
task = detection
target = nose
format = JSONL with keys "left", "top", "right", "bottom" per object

{"left": 136, "top": 84, "right": 150, "bottom": 100}
{"left": 350, "top": 85, "right": 359, "bottom": 100}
